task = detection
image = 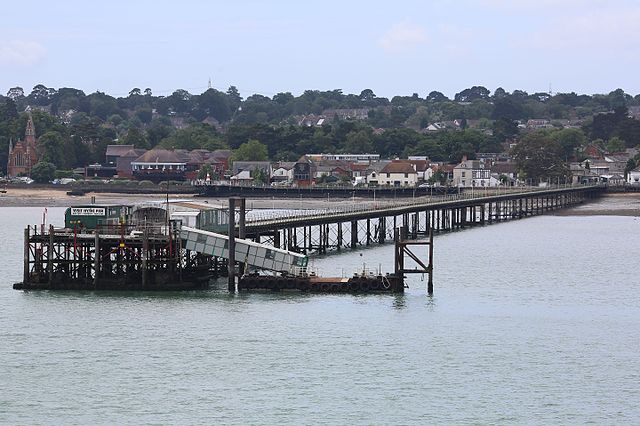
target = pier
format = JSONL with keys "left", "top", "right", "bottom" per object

{"left": 242, "top": 185, "right": 604, "bottom": 254}
{"left": 13, "top": 184, "right": 603, "bottom": 293}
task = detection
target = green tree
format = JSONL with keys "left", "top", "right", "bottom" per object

{"left": 122, "top": 127, "right": 149, "bottom": 149}
{"left": 251, "top": 168, "right": 269, "bottom": 184}
{"left": 454, "top": 86, "right": 491, "bottom": 102}
{"left": 550, "top": 128, "right": 587, "bottom": 161}
{"left": 195, "top": 89, "right": 231, "bottom": 122}
{"left": 37, "top": 131, "right": 66, "bottom": 167}
{"left": 198, "top": 164, "right": 213, "bottom": 180}
{"left": 606, "top": 136, "right": 626, "bottom": 153}
{"left": 135, "top": 108, "right": 153, "bottom": 124}
{"left": 343, "top": 129, "right": 374, "bottom": 153}
{"left": 232, "top": 139, "right": 268, "bottom": 162}
{"left": 6, "top": 87, "right": 25, "bottom": 101}
{"left": 160, "top": 123, "right": 226, "bottom": 151}
{"left": 146, "top": 117, "right": 173, "bottom": 147}
{"left": 426, "top": 91, "right": 448, "bottom": 102}
{"left": 624, "top": 158, "right": 637, "bottom": 179}
{"left": 226, "top": 86, "right": 242, "bottom": 105}
{"left": 511, "top": 131, "right": 569, "bottom": 183}
{"left": 28, "top": 84, "right": 56, "bottom": 106}
{"left": 492, "top": 96, "right": 524, "bottom": 120}
{"left": 492, "top": 118, "right": 519, "bottom": 144}
{"left": 30, "top": 161, "right": 57, "bottom": 183}
{"left": 428, "top": 170, "right": 447, "bottom": 186}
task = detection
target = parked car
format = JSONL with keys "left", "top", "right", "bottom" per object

{"left": 12, "top": 177, "right": 34, "bottom": 184}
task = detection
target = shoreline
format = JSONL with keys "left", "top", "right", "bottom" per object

{"left": 1, "top": 187, "right": 639, "bottom": 216}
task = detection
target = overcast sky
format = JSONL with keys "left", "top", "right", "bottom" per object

{"left": 2, "top": 0, "right": 639, "bottom": 99}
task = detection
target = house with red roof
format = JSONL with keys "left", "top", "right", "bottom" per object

{"left": 379, "top": 161, "right": 418, "bottom": 187}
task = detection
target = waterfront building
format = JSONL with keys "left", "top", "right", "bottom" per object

{"left": 453, "top": 157, "right": 492, "bottom": 187}
{"left": 131, "top": 148, "right": 187, "bottom": 182}
{"left": 378, "top": 161, "right": 418, "bottom": 187}
{"left": 627, "top": 166, "right": 640, "bottom": 185}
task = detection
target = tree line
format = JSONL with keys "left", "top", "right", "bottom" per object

{"left": 2, "top": 84, "right": 640, "bottom": 177}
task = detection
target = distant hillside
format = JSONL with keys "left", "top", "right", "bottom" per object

{"left": 2, "top": 85, "right": 640, "bottom": 174}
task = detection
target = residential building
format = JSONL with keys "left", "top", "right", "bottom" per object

{"left": 570, "top": 163, "right": 601, "bottom": 185}
{"left": 627, "top": 166, "right": 640, "bottom": 184}
{"left": 526, "top": 119, "right": 552, "bottom": 129}
{"left": 293, "top": 156, "right": 315, "bottom": 186}
{"left": 453, "top": 157, "right": 491, "bottom": 187}
{"left": 489, "top": 162, "right": 519, "bottom": 184}
{"left": 424, "top": 122, "right": 446, "bottom": 132}
{"left": 364, "top": 161, "right": 390, "bottom": 186}
{"left": 230, "top": 161, "right": 272, "bottom": 183}
{"left": 431, "top": 163, "right": 455, "bottom": 185}
{"left": 378, "top": 162, "right": 418, "bottom": 187}
{"left": 322, "top": 108, "right": 370, "bottom": 121}
{"left": 297, "top": 114, "right": 326, "bottom": 127}
{"left": 405, "top": 159, "right": 429, "bottom": 182}
{"left": 628, "top": 106, "right": 640, "bottom": 120}
{"left": 271, "top": 162, "right": 295, "bottom": 182}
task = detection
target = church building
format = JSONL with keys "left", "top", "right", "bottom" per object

{"left": 7, "top": 112, "right": 39, "bottom": 178}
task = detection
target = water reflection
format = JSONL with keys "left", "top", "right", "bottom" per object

{"left": 392, "top": 294, "right": 407, "bottom": 310}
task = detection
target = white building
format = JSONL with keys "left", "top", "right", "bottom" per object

{"left": 271, "top": 162, "right": 295, "bottom": 182}
{"left": 627, "top": 166, "right": 640, "bottom": 184}
{"left": 453, "top": 157, "right": 492, "bottom": 187}
{"left": 378, "top": 162, "right": 418, "bottom": 187}
{"left": 306, "top": 153, "right": 379, "bottom": 162}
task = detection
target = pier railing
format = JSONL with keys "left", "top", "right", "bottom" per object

{"left": 244, "top": 183, "right": 603, "bottom": 227}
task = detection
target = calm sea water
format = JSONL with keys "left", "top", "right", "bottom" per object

{"left": 1, "top": 202, "right": 639, "bottom": 425}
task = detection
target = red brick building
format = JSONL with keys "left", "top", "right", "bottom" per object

{"left": 7, "top": 113, "right": 39, "bottom": 177}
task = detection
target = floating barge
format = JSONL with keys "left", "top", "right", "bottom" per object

{"left": 238, "top": 272, "right": 404, "bottom": 293}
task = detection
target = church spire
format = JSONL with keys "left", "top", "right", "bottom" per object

{"left": 25, "top": 111, "right": 36, "bottom": 143}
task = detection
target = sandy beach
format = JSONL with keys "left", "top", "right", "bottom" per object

{"left": 0, "top": 187, "right": 382, "bottom": 210}
{"left": 1, "top": 187, "right": 639, "bottom": 215}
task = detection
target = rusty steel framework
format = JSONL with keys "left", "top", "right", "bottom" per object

{"left": 18, "top": 223, "right": 220, "bottom": 290}
{"left": 394, "top": 227, "right": 434, "bottom": 295}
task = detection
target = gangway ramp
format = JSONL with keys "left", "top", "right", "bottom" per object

{"left": 181, "top": 226, "right": 308, "bottom": 274}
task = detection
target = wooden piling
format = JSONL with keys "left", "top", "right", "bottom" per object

{"left": 142, "top": 229, "right": 148, "bottom": 288}
{"left": 238, "top": 198, "right": 246, "bottom": 239}
{"left": 48, "top": 225, "right": 54, "bottom": 284}
{"left": 23, "top": 226, "right": 30, "bottom": 284}
{"left": 351, "top": 220, "right": 358, "bottom": 249}
{"left": 228, "top": 197, "right": 236, "bottom": 292}
{"left": 94, "top": 230, "right": 99, "bottom": 288}
{"left": 428, "top": 229, "right": 434, "bottom": 295}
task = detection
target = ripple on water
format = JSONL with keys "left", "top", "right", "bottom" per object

{"left": 1, "top": 208, "right": 640, "bottom": 424}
